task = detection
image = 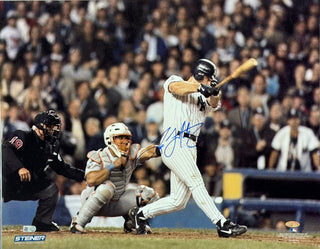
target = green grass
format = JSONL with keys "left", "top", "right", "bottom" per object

{"left": 2, "top": 226, "right": 319, "bottom": 249}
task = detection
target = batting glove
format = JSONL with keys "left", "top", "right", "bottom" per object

{"left": 197, "top": 84, "right": 215, "bottom": 98}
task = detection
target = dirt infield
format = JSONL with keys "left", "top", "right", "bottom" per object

{"left": 3, "top": 228, "right": 320, "bottom": 247}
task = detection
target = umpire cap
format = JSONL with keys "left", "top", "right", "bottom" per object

{"left": 34, "top": 110, "right": 61, "bottom": 129}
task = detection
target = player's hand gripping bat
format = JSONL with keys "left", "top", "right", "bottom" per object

{"left": 212, "top": 58, "right": 258, "bottom": 95}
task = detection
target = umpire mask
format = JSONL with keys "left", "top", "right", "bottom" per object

{"left": 34, "top": 110, "right": 61, "bottom": 144}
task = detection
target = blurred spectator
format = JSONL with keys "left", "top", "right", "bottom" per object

{"left": 118, "top": 99, "right": 136, "bottom": 126}
{"left": 250, "top": 73, "right": 270, "bottom": 118}
{"left": 49, "top": 59, "right": 76, "bottom": 109}
{"left": 269, "top": 108, "right": 319, "bottom": 172}
{"left": 1, "top": 62, "right": 15, "bottom": 97}
{"left": 134, "top": 17, "right": 167, "bottom": 63}
{"left": 15, "top": 2, "right": 29, "bottom": 43}
{"left": 23, "top": 25, "right": 51, "bottom": 63}
{"left": 56, "top": 111, "right": 77, "bottom": 163}
{"left": 214, "top": 119, "right": 239, "bottom": 170}
{"left": 115, "top": 62, "right": 136, "bottom": 99}
{"left": 227, "top": 86, "right": 252, "bottom": 131}
{"left": 202, "top": 161, "right": 222, "bottom": 197}
{"left": 198, "top": 109, "right": 228, "bottom": 167}
{"left": 23, "top": 44, "right": 42, "bottom": 76}
{"left": 0, "top": 10, "right": 23, "bottom": 61}
{"left": 265, "top": 101, "right": 285, "bottom": 134}
{"left": 1, "top": 100, "right": 16, "bottom": 141}
{"left": 40, "top": 70, "right": 65, "bottom": 111}
{"left": 237, "top": 107, "right": 271, "bottom": 169}
{"left": 260, "top": 66, "right": 279, "bottom": 99}
{"left": 65, "top": 99, "right": 86, "bottom": 170}
{"left": 8, "top": 102, "right": 29, "bottom": 131}
{"left": 75, "top": 80, "right": 100, "bottom": 125}
{"left": 84, "top": 117, "right": 104, "bottom": 153}
{"left": 62, "top": 47, "right": 92, "bottom": 83}
{"left": 129, "top": 109, "right": 147, "bottom": 144}
{"left": 9, "top": 65, "right": 30, "bottom": 99}
{"left": 129, "top": 51, "right": 147, "bottom": 84}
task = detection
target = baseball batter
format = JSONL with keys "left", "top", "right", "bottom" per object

{"left": 131, "top": 59, "right": 247, "bottom": 237}
{"left": 70, "top": 122, "right": 160, "bottom": 233}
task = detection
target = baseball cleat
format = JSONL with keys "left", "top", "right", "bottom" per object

{"left": 130, "top": 207, "right": 149, "bottom": 235}
{"left": 216, "top": 219, "right": 247, "bottom": 238}
{"left": 32, "top": 219, "right": 59, "bottom": 232}
{"left": 123, "top": 218, "right": 135, "bottom": 233}
{"left": 70, "top": 223, "right": 85, "bottom": 234}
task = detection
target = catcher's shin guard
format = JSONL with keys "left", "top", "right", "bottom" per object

{"left": 73, "top": 183, "right": 115, "bottom": 229}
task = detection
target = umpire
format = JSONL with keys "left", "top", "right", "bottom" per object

{"left": 2, "top": 110, "right": 84, "bottom": 232}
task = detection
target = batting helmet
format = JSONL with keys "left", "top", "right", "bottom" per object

{"left": 34, "top": 110, "right": 61, "bottom": 143}
{"left": 193, "top": 59, "right": 218, "bottom": 86}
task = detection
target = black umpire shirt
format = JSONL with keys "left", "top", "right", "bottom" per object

{"left": 2, "top": 129, "right": 84, "bottom": 202}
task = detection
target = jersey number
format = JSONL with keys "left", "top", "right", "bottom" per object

{"left": 9, "top": 136, "right": 23, "bottom": 150}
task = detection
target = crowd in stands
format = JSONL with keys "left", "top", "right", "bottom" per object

{"left": 1, "top": 0, "right": 319, "bottom": 197}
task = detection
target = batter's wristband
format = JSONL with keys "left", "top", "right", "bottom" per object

{"left": 105, "top": 163, "right": 115, "bottom": 172}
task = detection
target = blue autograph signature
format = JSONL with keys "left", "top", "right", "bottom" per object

{"left": 134, "top": 121, "right": 204, "bottom": 167}
{"left": 159, "top": 121, "right": 204, "bottom": 157}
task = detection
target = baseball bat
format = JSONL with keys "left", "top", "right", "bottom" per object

{"left": 215, "top": 58, "right": 258, "bottom": 89}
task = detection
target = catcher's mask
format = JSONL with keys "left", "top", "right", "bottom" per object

{"left": 193, "top": 59, "right": 218, "bottom": 87}
{"left": 104, "top": 122, "right": 132, "bottom": 156}
{"left": 34, "top": 110, "right": 61, "bottom": 144}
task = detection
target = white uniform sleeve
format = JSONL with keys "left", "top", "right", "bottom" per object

{"left": 163, "top": 75, "right": 184, "bottom": 93}
{"left": 85, "top": 159, "right": 102, "bottom": 177}
{"left": 85, "top": 149, "right": 113, "bottom": 176}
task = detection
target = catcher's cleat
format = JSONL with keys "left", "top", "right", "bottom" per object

{"left": 70, "top": 222, "right": 84, "bottom": 234}
{"left": 216, "top": 219, "right": 247, "bottom": 238}
{"left": 32, "top": 219, "right": 59, "bottom": 232}
{"left": 130, "top": 207, "right": 149, "bottom": 235}
{"left": 123, "top": 218, "right": 135, "bottom": 233}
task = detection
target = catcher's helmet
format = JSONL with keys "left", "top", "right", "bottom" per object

{"left": 34, "top": 110, "right": 61, "bottom": 143}
{"left": 193, "top": 59, "right": 217, "bottom": 85}
{"left": 104, "top": 122, "right": 132, "bottom": 154}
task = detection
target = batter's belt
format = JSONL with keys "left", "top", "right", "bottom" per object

{"left": 177, "top": 131, "right": 197, "bottom": 142}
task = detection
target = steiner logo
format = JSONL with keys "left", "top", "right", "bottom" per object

{"left": 14, "top": 235, "right": 46, "bottom": 243}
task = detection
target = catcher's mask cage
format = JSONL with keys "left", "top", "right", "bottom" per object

{"left": 193, "top": 59, "right": 218, "bottom": 87}
{"left": 104, "top": 122, "right": 132, "bottom": 153}
{"left": 34, "top": 110, "right": 61, "bottom": 143}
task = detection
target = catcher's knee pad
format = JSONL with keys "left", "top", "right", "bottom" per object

{"left": 95, "top": 182, "right": 115, "bottom": 204}
{"left": 135, "top": 185, "right": 160, "bottom": 207}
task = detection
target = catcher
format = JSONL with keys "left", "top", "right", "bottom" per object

{"left": 70, "top": 122, "right": 160, "bottom": 233}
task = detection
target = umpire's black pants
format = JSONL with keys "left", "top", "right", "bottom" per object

{"left": 5, "top": 183, "right": 59, "bottom": 224}
{"left": 32, "top": 183, "right": 59, "bottom": 224}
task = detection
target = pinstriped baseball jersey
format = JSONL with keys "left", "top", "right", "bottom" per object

{"left": 163, "top": 75, "right": 213, "bottom": 134}
{"left": 84, "top": 144, "right": 141, "bottom": 200}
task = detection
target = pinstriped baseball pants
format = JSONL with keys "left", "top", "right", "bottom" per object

{"left": 141, "top": 141, "right": 224, "bottom": 224}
